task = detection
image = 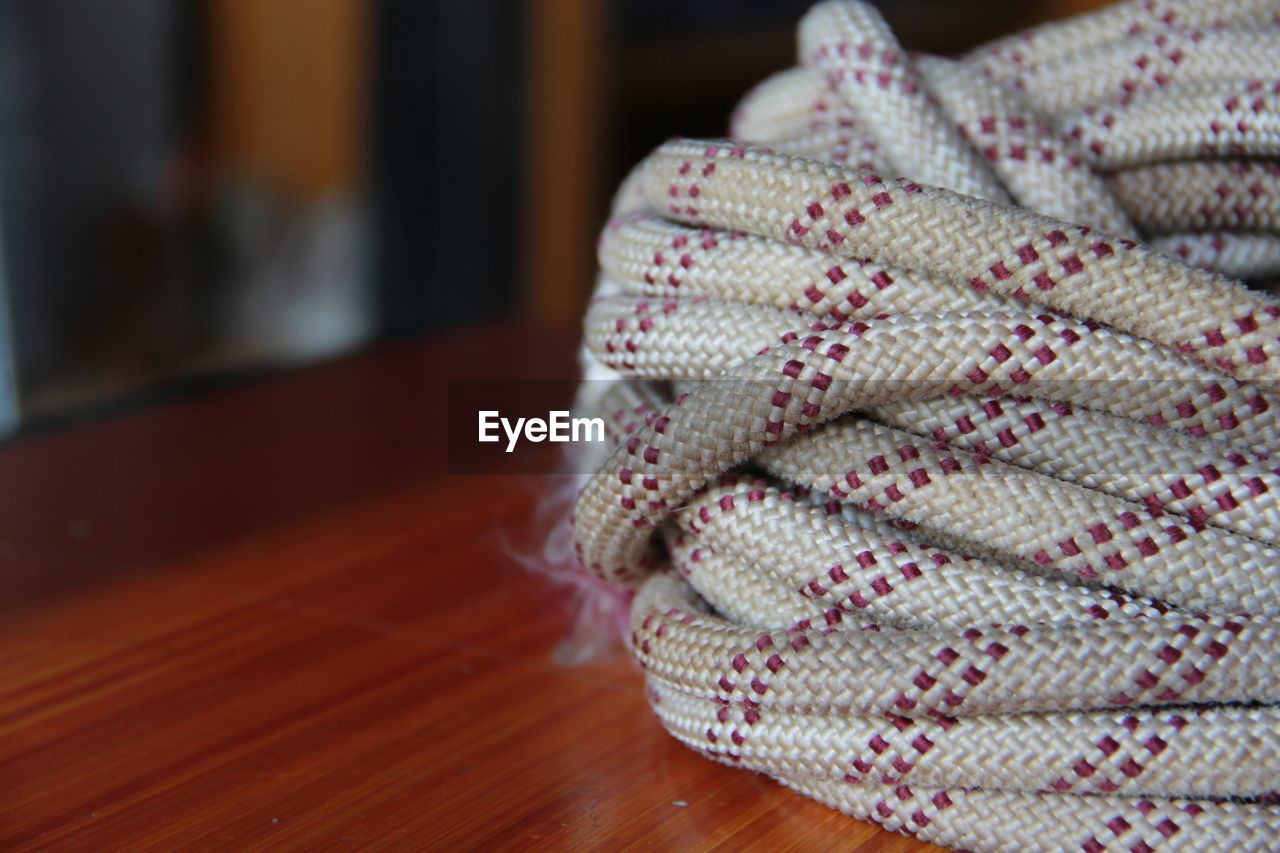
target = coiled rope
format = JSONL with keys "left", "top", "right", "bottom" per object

{"left": 569, "top": 1, "right": 1280, "bottom": 849}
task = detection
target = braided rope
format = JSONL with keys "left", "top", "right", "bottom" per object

{"left": 569, "top": 1, "right": 1280, "bottom": 849}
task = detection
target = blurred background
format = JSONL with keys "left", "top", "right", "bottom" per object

{"left": 0, "top": 0, "right": 1107, "bottom": 436}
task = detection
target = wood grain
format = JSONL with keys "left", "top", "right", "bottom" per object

{"left": 0, "top": 321, "right": 943, "bottom": 851}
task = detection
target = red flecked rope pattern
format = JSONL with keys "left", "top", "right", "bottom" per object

{"left": 570, "top": 1, "right": 1280, "bottom": 850}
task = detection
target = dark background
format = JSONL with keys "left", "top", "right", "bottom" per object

{"left": 0, "top": 0, "right": 1100, "bottom": 435}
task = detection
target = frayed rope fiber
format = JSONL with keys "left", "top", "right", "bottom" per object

{"left": 568, "top": 0, "right": 1280, "bottom": 850}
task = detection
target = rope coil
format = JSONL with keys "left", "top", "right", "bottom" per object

{"left": 570, "top": 1, "right": 1280, "bottom": 849}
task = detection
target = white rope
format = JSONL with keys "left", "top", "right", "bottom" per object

{"left": 569, "top": 1, "right": 1280, "bottom": 849}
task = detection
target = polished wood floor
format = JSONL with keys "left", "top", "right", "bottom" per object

{"left": 1, "top": 321, "right": 940, "bottom": 851}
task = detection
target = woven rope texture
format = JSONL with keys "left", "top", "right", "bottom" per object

{"left": 570, "top": 1, "right": 1280, "bottom": 850}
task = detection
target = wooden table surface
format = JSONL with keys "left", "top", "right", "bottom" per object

{"left": 1, "top": 319, "right": 942, "bottom": 852}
